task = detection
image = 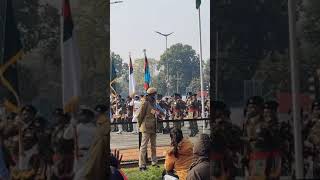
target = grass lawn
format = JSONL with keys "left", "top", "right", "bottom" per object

{"left": 122, "top": 165, "right": 164, "bottom": 180}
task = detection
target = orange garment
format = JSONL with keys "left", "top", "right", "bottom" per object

{"left": 164, "top": 138, "right": 194, "bottom": 180}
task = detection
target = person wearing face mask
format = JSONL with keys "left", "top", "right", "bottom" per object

{"left": 305, "top": 100, "right": 320, "bottom": 178}
{"left": 137, "top": 87, "right": 161, "bottom": 171}
{"left": 210, "top": 101, "right": 242, "bottom": 180}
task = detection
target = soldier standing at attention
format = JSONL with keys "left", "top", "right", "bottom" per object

{"left": 187, "top": 93, "right": 199, "bottom": 137}
{"left": 242, "top": 96, "right": 268, "bottom": 179}
{"left": 305, "top": 100, "right": 320, "bottom": 178}
{"left": 137, "top": 87, "right": 160, "bottom": 171}
{"left": 210, "top": 101, "right": 242, "bottom": 180}
{"left": 263, "top": 101, "right": 282, "bottom": 180}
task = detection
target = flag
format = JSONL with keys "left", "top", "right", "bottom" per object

{"left": 143, "top": 51, "right": 151, "bottom": 91}
{"left": 196, "top": 0, "right": 201, "bottom": 9}
{"left": 110, "top": 60, "right": 117, "bottom": 96}
{"left": 62, "top": 0, "right": 81, "bottom": 112}
{"left": 128, "top": 55, "right": 136, "bottom": 97}
{"left": 0, "top": 0, "right": 23, "bottom": 106}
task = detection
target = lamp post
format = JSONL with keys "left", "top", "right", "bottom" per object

{"left": 155, "top": 31, "right": 174, "bottom": 96}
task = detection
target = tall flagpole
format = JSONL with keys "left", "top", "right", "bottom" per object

{"left": 288, "top": 0, "right": 303, "bottom": 178}
{"left": 198, "top": 6, "right": 205, "bottom": 133}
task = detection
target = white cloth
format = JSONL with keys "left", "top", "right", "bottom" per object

{"left": 132, "top": 100, "right": 141, "bottom": 122}
{"left": 164, "top": 174, "right": 179, "bottom": 180}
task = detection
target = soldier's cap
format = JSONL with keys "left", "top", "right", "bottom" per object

{"left": 264, "top": 101, "right": 279, "bottom": 111}
{"left": 246, "top": 96, "right": 264, "bottom": 107}
{"left": 312, "top": 100, "right": 320, "bottom": 110}
{"left": 94, "top": 104, "right": 108, "bottom": 113}
{"left": 79, "top": 108, "right": 95, "bottom": 118}
{"left": 187, "top": 92, "right": 193, "bottom": 96}
{"left": 147, "top": 87, "right": 157, "bottom": 94}
{"left": 212, "top": 101, "right": 227, "bottom": 111}
{"left": 21, "top": 105, "right": 37, "bottom": 114}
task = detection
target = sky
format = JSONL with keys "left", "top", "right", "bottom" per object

{"left": 110, "top": 0, "right": 210, "bottom": 63}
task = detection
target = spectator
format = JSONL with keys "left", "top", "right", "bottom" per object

{"left": 163, "top": 128, "right": 194, "bottom": 180}
{"left": 186, "top": 134, "right": 210, "bottom": 180}
{"left": 110, "top": 149, "right": 128, "bottom": 180}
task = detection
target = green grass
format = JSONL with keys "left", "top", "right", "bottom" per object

{"left": 122, "top": 165, "right": 164, "bottom": 180}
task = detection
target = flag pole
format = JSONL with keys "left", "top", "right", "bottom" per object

{"left": 0, "top": 0, "right": 7, "bottom": 65}
{"left": 288, "top": 0, "right": 303, "bottom": 178}
{"left": 198, "top": 6, "right": 205, "bottom": 133}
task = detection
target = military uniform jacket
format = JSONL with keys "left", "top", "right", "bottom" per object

{"left": 136, "top": 99, "right": 157, "bottom": 134}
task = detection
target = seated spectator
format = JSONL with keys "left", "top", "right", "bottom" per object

{"left": 186, "top": 134, "right": 210, "bottom": 180}
{"left": 163, "top": 128, "right": 194, "bottom": 180}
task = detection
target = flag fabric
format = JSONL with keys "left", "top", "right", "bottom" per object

{"left": 62, "top": 0, "right": 81, "bottom": 111}
{"left": 143, "top": 52, "right": 151, "bottom": 91}
{"left": 0, "top": 0, "right": 23, "bottom": 106}
{"left": 196, "top": 0, "right": 201, "bottom": 9}
{"left": 128, "top": 55, "right": 136, "bottom": 97}
{"left": 110, "top": 60, "right": 117, "bottom": 96}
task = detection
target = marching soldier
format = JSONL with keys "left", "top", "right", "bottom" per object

{"left": 159, "top": 96, "right": 171, "bottom": 134}
{"left": 305, "top": 100, "right": 320, "bottom": 178}
{"left": 171, "top": 94, "right": 185, "bottom": 129}
{"left": 156, "top": 94, "right": 164, "bottom": 133}
{"left": 210, "top": 101, "right": 242, "bottom": 180}
{"left": 126, "top": 96, "right": 134, "bottom": 132}
{"left": 187, "top": 93, "right": 199, "bottom": 137}
{"left": 51, "top": 108, "right": 74, "bottom": 180}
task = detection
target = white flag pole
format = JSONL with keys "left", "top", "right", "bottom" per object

{"left": 197, "top": 6, "right": 205, "bottom": 133}
{"left": 288, "top": 0, "right": 304, "bottom": 178}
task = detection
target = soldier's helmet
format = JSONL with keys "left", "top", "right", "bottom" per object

{"left": 312, "top": 100, "right": 320, "bottom": 111}
{"left": 94, "top": 104, "right": 108, "bottom": 114}
{"left": 263, "top": 100, "right": 279, "bottom": 112}
{"left": 246, "top": 96, "right": 264, "bottom": 108}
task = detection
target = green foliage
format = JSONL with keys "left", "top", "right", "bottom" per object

{"left": 123, "top": 166, "right": 164, "bottom": 180}
{"left": 159, "top": 43, "right": 200, "bottom": 95}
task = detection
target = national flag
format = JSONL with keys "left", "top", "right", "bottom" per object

{"left": 143, "top": 51, "right": 151, "bottom": 91}
{"left": 61, "top": 0, "right": 81, "bottom": 112}
{"left": 196, "top": 0, "right": 201, "bottom": 9}
{"left": 128, "top": 54, "right": 136, "bottom": 97}
{"left": 0, "top": 0, "right": 23, "bottom": 106}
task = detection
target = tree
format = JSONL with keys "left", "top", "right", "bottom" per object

{"left": 159, "top": 43, "right": 200, "bottom": 95}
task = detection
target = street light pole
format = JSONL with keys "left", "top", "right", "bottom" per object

{"left": 155, "top": 31, "right": 174, "bottom": 96}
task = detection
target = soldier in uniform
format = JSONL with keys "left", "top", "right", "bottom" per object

{"left": 242, "top": 96, "right": 269, "bottom": 179}
{"left": 187, "top": 93, "right": 199, "bottom": 137}
{"left": 305, "top": 100, "right": 320, "bottom": 178}
{"left": 9, "top": 105, "right": 52, "bottom": 180}
{"left": 137, "top": 87, "right": 161, "bottom": 171}
{"left": 263, "top": 101, "right": 282, "bottom": 179}
{"left": 171, "top": 94, "right": 185, "bottom": 129}
{"left": 51, "top": 108, "right": 74, "bottom": 180}
{"left": 156, "top": 94, "right": 164, "bottom": 133}
{"left": 210, "top": 101, "right": 242, "bottom": 180}
{"left": 126, "top": 96, "right": 134, "bottom": 132}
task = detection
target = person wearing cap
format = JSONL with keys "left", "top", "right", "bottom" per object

{"left": 305, "top": 100, "right": 320, "bottom": 178}
{"left": 51, "top": 108, "right": 75, "bottom": 180}
{"left": 171, "top": 93, "right": 185, "bottom": 129}
{"left": 158, "top": 95, "right": 171, "bottom": 134}
{"left": 187, "top": 94, "right": 199, "bottom": 137}
{"left": 210, "top": 101, "right": 241, "bottom": 180}
{"left": 131, "top": 95, "right": 141, "bottom": 135}
{"left": 136, "top": 87, "right": 160, "bottom": 171}
{"left": 81, "top": 104, "right": 111, "bottom": 180}
{"left": 125, "top": 96, "right": 134, "bottom": 133}
{"left": 64, "top": 107, "right": 97, "bottom": 178}
{"left": 263, "top": 101, "right": 283, "bottom": 179}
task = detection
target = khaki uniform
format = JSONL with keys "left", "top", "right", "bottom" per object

{"left": 137, "top": 98, "right": 157, "bottom": 167}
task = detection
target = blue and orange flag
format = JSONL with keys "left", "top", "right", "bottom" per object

{"left": 143, "top": 50, "right": 151, "bottom": 91}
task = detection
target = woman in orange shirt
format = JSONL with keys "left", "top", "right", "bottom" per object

{"left": 164, "top": 128, "right": 194, "bottom": 180}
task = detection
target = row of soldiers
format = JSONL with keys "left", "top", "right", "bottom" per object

{"left": 0, "top": 104, "right": 110, "bottom": 180}
{"left": 209, "top": 96, "right": 320, "bottom": 179}
{"left": 110, "top": 92, "right": 210, "bottom": 136}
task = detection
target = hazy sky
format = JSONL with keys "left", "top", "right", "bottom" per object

{"left": 111, "top": 0, "right": 210, "bottom": 63}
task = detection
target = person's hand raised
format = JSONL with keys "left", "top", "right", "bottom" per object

{"left": 112, "top": 149, "right": 123, "bottom": 169}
